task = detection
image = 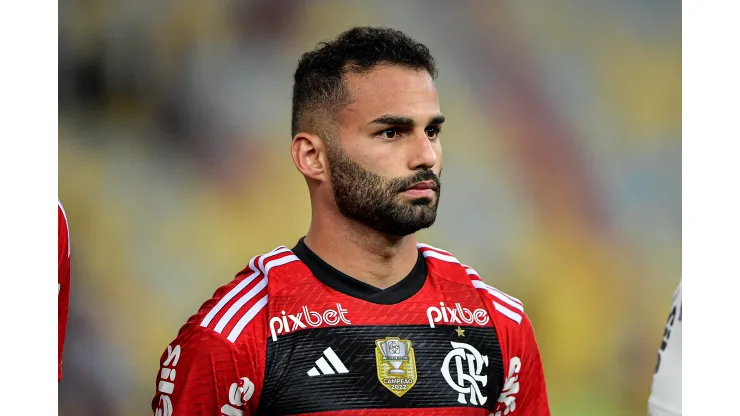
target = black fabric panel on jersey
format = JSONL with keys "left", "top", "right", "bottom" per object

{"left": 258, "top": 325, "right": 504, "bottom": 415}
{"left": 292, "top": 238, "right": 427, "bottom": 305}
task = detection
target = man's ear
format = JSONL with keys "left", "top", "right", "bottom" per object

{"left": 291, "top": 132, "right": 329, "bottom": 182}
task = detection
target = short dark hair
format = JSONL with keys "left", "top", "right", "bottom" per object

{"left": 291, "top": 26, "right": 438, "bottom": 137}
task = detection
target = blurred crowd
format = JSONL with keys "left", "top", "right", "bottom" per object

{"left": 58, "top": 1, "right": 681, "bottom": 415}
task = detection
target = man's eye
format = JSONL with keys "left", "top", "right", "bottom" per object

{"left": 380, "top": 129, "right": 397, "bottom": 139}
{"left": 426, "top": 127, "right": 441, "bottom": 138}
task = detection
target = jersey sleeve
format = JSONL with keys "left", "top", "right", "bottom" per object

{"left": 58, "top": 201, "right": 71, "bottom": 381}
{"left": 151, "top": 325, "right": 262, "bottom": 416}
{"left": 465, "top": 269, "right": 550, "bottom": 416}
{"left": 493, "top": 313, "right": 550, "bottom": 416}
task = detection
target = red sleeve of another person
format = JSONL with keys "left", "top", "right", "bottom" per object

{"left": 152, "top": 325, "right": 261, "bottom": 416}
{"left": 494, "top": 314, "right": 550, "bottom": 416}
{"left": 58, "top": 202, "right": 71, "bottom": 381}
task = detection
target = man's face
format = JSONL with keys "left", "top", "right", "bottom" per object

{"left": 326, "top": 65, "right": 444, "bottom": 237}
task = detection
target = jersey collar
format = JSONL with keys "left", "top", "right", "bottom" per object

{"left": 291, "top": 237, "right": 427, "bottom": 305}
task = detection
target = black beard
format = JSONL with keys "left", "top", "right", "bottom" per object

{"left": 326, "top": 143, "right": 441, "bottom": 237}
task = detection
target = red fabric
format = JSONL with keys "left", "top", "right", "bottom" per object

{"left": 58, "top": 202, "right": 71, "bottom": 381}
{"left": 151, "top": 326, "right": 262, "bottom": 415}
{"left": 491, "top": 314, "right": 550, "bottom": 415}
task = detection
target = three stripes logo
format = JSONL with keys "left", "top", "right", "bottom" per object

{"left": 307, "top": 347, "right": 349, "bottom": 377}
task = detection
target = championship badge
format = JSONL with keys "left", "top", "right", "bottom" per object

{"left": 374, "top": 337, "right": 418, "bottom": 397}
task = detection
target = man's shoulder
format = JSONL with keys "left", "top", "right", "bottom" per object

{"left": 177, "top": 245, "right": 310, "bottom": 351}
{"left": 417, "top": 242, "right": 473, "bottom": 284}
{"left": 58, "top": 200, "right": 70, "bottom": 242}
{"left": 418, "top": 242, "right": 529, "bottom": 330}
{"left": 58, "top": 200, "right": 67, "bottom": 221}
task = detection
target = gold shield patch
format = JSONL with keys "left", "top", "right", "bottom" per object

{"left": 374, "top": 337, "right": 418, "bottom": 397}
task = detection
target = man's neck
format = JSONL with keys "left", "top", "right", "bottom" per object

{"left": 304, "top": 213, "right": 420, "bottom": 290}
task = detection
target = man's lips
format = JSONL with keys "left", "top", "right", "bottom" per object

{"left": 401, "top": 180, "right": 438, "bottom": 198}
{"left": 404, "top": 180, "right": 437, "bottom": 191}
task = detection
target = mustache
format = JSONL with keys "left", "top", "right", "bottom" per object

{"left": 393, "top": 170, "right": 441, "bottom": 193}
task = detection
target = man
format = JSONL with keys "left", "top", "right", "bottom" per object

{"left": 152, "top": 27, "right": 549, "bottom": 415}
{"left": 648, "top": 280, "right": 682, "bottom": 416}
{"left": 58, "top": 200, "right": 71, "bottom": 381}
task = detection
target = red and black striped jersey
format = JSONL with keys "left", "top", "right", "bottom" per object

{"left": 152, "top": 239, "right": 550, "bottom": 415}
{"left": 58, "top": 200, "right": 71, "bottom": 381}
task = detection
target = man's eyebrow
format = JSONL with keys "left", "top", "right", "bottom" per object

{"left": 367, "top": 114, "right": 446, "bottom": 126}
{"left": 428, "top": 115, "right": 446, "bottom": 125}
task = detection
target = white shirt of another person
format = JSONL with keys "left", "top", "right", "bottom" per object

{"left": 648, "top": 280, "right": 682, "bottom": 416}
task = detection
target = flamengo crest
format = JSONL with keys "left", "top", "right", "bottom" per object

{"left": 441, "top": 341, "right": 489, "bottom": 405}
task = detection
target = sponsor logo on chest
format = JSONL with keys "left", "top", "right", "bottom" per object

{"left": 269, "top": 303, "right": 350, "bottom": 341}
{"left": 426, "top": 302, "right": 490, "bottom": 328}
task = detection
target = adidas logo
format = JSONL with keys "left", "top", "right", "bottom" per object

{"left": 307, "top": 347, "right": 349, "bottom": 377}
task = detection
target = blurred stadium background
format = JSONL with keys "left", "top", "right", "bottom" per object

{"left": 58, "top": 0, "right": 681, "bottom": 415}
